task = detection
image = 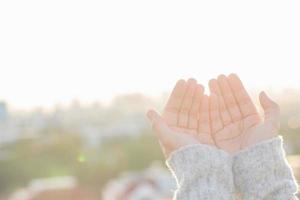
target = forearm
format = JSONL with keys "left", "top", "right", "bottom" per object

{"left": 166, "top": 144, "right": 234, "bottom": 200}
{"left": 233, "top": 136, "right": 299, "bottom": 200}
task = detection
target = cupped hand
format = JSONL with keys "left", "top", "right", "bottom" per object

{"left": 147, "top": 79, "right": 214, "bottom": 158}
{"left": 208, "top": 74, "right": 280, "bottom": 153}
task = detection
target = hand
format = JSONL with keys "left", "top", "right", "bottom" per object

{"left": 147, "top": 79, "right": 214, "bottom": 158}
{"left": 208, "top": 74, "right": 280, "bottom": 153}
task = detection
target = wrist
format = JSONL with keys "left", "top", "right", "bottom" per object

{"left": 166, "top": 143, "right": 232, "bottom": 184}
{"left": 239, "top": 124, "right": 279, "bottom": 151}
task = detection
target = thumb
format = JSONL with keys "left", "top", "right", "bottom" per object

{"left": 259, "top": 91, "right": 280, "bottom": 128}
{"left": 146, "top": 109, "right": 171, "bottom": 141}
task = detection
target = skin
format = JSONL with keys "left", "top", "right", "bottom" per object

{"left": 208, "top": 74, "right": 280, "bottom": 153}
{"left": 147, "top": 74, "right": 280, "bottom": 157}
{"left": 147, "top": 78, "right": 214, "bottom": 157}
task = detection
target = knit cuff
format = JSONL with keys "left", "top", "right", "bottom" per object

{"left": 233, "top": 136, "right": 298, "bottom": 199}
{"left": 166, "top": 144, "right": 232, "bottom": 186}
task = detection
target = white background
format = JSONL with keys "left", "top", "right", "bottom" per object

{"left": 0, "top": 0, "right": 299, "bottom": 109}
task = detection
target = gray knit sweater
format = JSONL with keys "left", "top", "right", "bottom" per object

{"left": 166, "top": 136, "right": 299, "bottom": 200}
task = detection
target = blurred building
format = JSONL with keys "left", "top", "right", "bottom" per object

{"left": 0, "top": 101, "right": 8, "bottom": 122}
{"left": 9, "top": 176, "right": 97, "bottom": 200}
{"left": 102, "top": 162, "right": 175, "bottom": 200}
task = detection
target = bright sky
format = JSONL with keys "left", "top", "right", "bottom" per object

{"left": 0, "top": 0, "right": 299, "bottom": 109}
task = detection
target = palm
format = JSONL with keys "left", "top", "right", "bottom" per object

{"left": 162, "top": 79, "right": 214, "bottom": 146}
{"left": 148, "top": 74, "right": 280, "bottom": 156}
{"left": 148, "top": 79, "right": 215, "bottom": 157}
{"left": 209, "top": 74, "right": 280, "bottom": 153}
{"left": 213, "top": 115, "right": 262, "bottom": 153}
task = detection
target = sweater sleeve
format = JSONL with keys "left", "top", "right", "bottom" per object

{"left": 166, "top": 144, "right": 234, "bottom": 200}
{"left": 233, "top": 136, "right": 299, "bottom": 200}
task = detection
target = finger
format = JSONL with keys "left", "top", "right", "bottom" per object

{"left": 178, "top": 78, "right": 197, "bottom": 128}
{"left": 198, "top": 95, "right": 211, "bottom": 133}
{"left": 209, "top": 79, "right": 232, "bottom": 125}
{"left": 163, "top": 79, "right": 187, "bottom": 126}
{"left": 209, "top": 93, "right": 223, "bottom": 134}
{"left": 147, "top": 110, "right": 171, "bottom": 141}
{"left": 188, "top": 84, "right": 204, "bottom": 130}
{"left": 259, "top": 91, "right": 280, "bottom": 129}
{"left": 217, "top": 74, "right": 242, "bottom": 122}
{"left": 147, "top": 110, "right": 175, "bottom": 157}
{"left": 227, "top": 73, "right": 258, "bottom": 117}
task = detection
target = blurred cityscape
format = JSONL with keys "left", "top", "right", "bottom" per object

{"left": 0, "top": 90, "right": 300, "bottom": 200}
